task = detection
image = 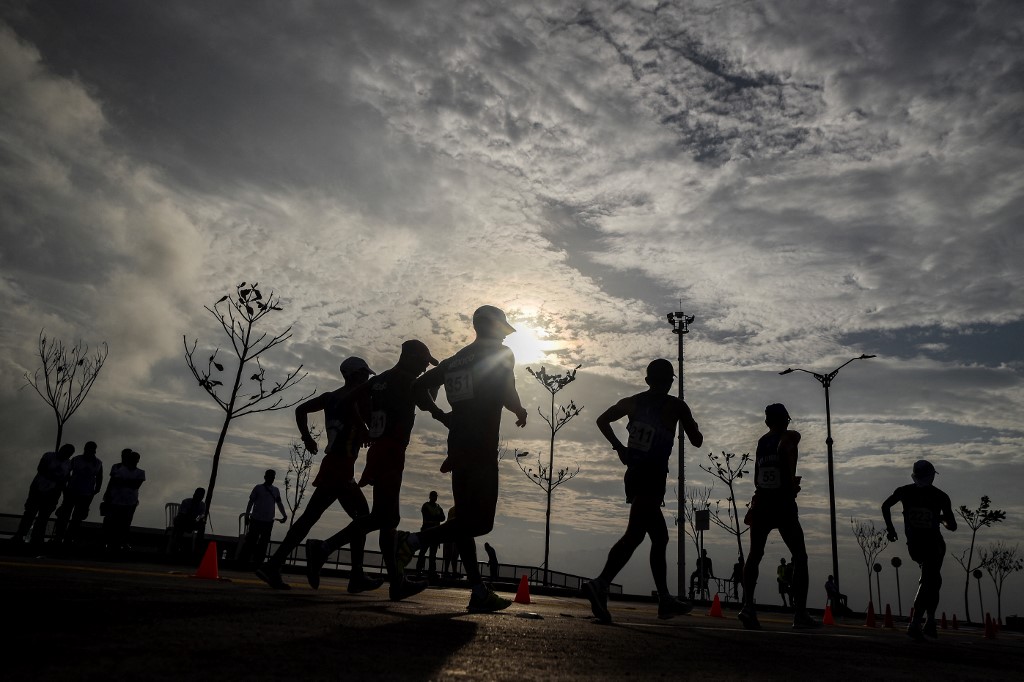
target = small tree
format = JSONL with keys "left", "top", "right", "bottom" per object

{"left": 953, "top": 496, "right": 1006, "bottom": 623}
{"left": 518, "top": 364, "right": 583, "bottom": 584}
{"left": 680, "top": 484, "right": 714, "bottom": 562}
{"left": 283, "top": 426, "right": 321, "bottom": 530}
{"left": 184, "top": 282, "right": 313, "bottom": 524}
{"left": 699, "top": 451, "right": 751, "bottom": 563}
{"left": 851, "top": 518, "right": 889, "bottom": 608}
{"left": 980, "top": 541, "right": 1022, "bottom": 624}
{"left": 25, "top": 329, "right": 109, "bottom": 453}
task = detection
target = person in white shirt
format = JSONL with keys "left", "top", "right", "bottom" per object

{"left": 102, "top": 449, "right": 145, "bottom": 553}
{"left": 53, "top": 441, "right": 104, "bottom": 545}
{"left": 240, "top": 470, "right": 287, "bottom": 567}
{"left": 14, "top": 443, "right": 75, "bottom": 546}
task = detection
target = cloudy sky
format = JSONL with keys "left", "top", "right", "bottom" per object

{"left": 2, "top": 1, "right": 1022, "bottom": 616}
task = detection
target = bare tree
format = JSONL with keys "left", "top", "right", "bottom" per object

{"left": 283, "top": 426, "right": 321, "bottom": 530}
{"left": 952, "top": 496, "right": 1006, "bottom": 623}
{"left": 517, "top": 364, "right": 583, "bottom": 584}
{"left": 851, "top": 518, "right": 889, "bottom": 608}
{"left": 184, "top": 282, "right": 313, "bottom": 523}
{"left": 699, "top": 451, "right": 751, "bottom": 563}
{"left": 25, "top": 329, "right": 109, "bottom": 453}
{"left": 981, "top": 541, "right": 1023, "bottom": 624}
{"left": 680, "top": 484, "right": 714, "bottom": 562}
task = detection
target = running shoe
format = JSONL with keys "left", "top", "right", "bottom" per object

{"left": 305, "top": 539, "right": 328, "bottom": 590}
{"left": 389, "top": 576, "right": 429, "bottom": 602}
{"left": 658, "top": 595, "right": 694, "bottom": 620}
{"left": 907, "top": 621, "right": 925, "bottom": 640}
{"left": 922, "top": 619, "right": 938, "bottom": 640}
{"left": 737, "top": 606, "right": 762, "bottom": 630}
{"left": 255, "top": 564, "right": 290, "bottom": 590}
{"left": 583, "top": 580, "right": 612, "bottom": 624}
{"left": 348, "top": 574, "right": 385, "bottom": 594}
{"left": 393, "top": 530, "right": 415, "bottom": 578}
{"left": 792, "top": 611, "right": 820, "bottom": 630}
{"left": 467, "top": 586, "right": 513, "bottom": 613}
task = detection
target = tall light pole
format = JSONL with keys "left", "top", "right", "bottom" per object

{"left": 667, "top": 310, "right": 695, "bottom": 598}
{"left": 779, "top": 353, "right": 875, "bottom": 595}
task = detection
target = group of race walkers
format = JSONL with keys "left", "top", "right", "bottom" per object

{"left": 254, "top": 304, "right": 958, "bottom": 637}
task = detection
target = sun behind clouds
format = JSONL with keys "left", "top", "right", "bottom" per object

{"left": 504, "top": 324, "right": 558, "bottom": 364}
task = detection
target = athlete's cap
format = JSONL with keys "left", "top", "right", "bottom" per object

{"left": 472, "top": 305, "right": 516, "bottom": 335}
{"left": 339, "top": 356, "right": 375, "bottom": 377}
{"left": 765, "top": 403, "right": 791, "bottom": 422}
{"left": 912, "top": 460, "right": 937, "bottom": 477}
{"left": 646, "top": 359, "right": 675, "bottom": 379}
{"left": 401, "top": 339, "right": 439, "bottom": 366}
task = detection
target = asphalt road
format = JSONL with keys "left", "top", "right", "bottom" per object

{"left": 3, "top": 555, "right": 1021, "bottom": 681}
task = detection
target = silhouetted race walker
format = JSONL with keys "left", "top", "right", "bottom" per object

{"left": 406, "top": 305, "right": 529, "bottom": 613}
{"left": 52, "top": 441, "right": 103, "bottom": 546}
{"left": 13, "top": 443, "right": 75, "bottom": 546}
{"left": 484, "top": 542, "right": 499, "bottom": 580}
{"left": 169, "top": 487, "right": 207, "bottom": 555}
{"left": 239, "top": 470, "right": 287, "bottom": 568}
{"left": 583, "top": 359, "right": 703, "bottom": 624}
{"left": 738, "top": 404, "right": 819, "bottom": 630}
{"left": 256, "top": 356, "right": 381, "bottom": 593}
{"left": 101, "top": 449, "right": 145, "bottom": 554}
{"left": 305, "top": 341, "right": 438, "bottom": 601}
{"left": 881, "top": 459, "right": 957, "bottom": 640}
{"left": 777, "top": 557, "right": 791, "bottom": 607}
{"left": 415, "top": 491, "right": 445, "bottom": 579}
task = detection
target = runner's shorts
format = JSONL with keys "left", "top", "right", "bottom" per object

{"left": 624, "top": 465, "right": 668, "bottom": 504}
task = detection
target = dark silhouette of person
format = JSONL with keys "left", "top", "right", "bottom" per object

{"left": 777, "top": 557, "right": 791, "bottom": 607}
{"left": 407, "top": 305, "right": 529, "bottom": 613}
{"left": 442, "top": 506, "right": 460, "bottom": 578}
{"left": 824, "top": 574, "right": 848, "bottom": 613}
{"left": 52, "top": 441, "right": 103, "bottom": 546}
{"left": 256, "top": 357, "right": 381, "bottom": 594}
{"left": 882, "top": 459, "right": 957, "bottom": 640}
{"left": 738, "top": 404, "right": 817, "bottom": 630}
{"left": 415, "top": 491, "right": 445, "bottom": 578}
{"left": 169, "top": 487, "right": 206, "bottom": 555}
{"left": 690, "top": 549, "right": 714, "bottom": 599}
{"left": 101, "top": 449, "right": 145, "bottom": 553}
{"left": 14, "top": 443, "right": 75, "bottom": 546}
{"left": 240, "top": 470, "right": 287, "bottom": 567}
{"left": 484, "top": 542, "right": 499, "bottom": 579}
{"left": 305, "top": 340, "right": 438, "bottom": 601}
{"left": 731, "top": 556, "right": 744, "bottom": 601}
{"left": 583, "top": 359, "right": 703, "bottom": 623}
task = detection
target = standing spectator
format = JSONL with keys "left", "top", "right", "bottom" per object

{"left": 102, "top": 449, "right": 145, "bottom": 553}
{"left": 169, "top": 487, "right": 207, "bottom": 556}
{"left": 13, "top": 443, "right": 75, "bottom": 546}
{"left": 240, "top": 470, "right": 287, "bottom": 567}
{"left": 52, "top": 441, "right": 104, "bottom": 546}
{"left": 689, "top": 549, "right": 714, "bottom": 599}
{"left": 442, "top": 507, "right": 460, "bottom": 579}
{"left": 484, "top": 542, "right": 500, "bottom": 580}
{"left": 731, "top": 557, "right": 744, "bottom": 601}
{"left": 777, "top": 558, "right": 791, "bottom": 607}
{"left": 415, "top": 491, "right": 445, "bottom": 579}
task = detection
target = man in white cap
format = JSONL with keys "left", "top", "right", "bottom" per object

{"left": 256, "top": 356, "right": 382, "bottom": 593}
{"left": 583, "top": 359, "right": 703, "bottom": 623}
{"left": 882, "top": 459, "right": 957, "bottom": 640}
{"left": 404, "top": 305, "right": 529, "bottom": 612}
{"left": 306, "top": 340, "right": 439, "bottom": 601}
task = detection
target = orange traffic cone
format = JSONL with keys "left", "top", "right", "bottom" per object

{"left": 952, "top": 614, "right": 959, "bottom": 630}
{"left": 193, "top": 540, "right": 220, "bottom": 580}
{"left": 865, "top": 601, "right": 877, "bottom": 628}
{"left": 883, "top": 604, "right": 895, "bottom": 629}
{"left": 514, "top": 575, "right": 530, "bottom": 604}
{"left": 823, "top": 605, "right": 835, "bottom": 626}
{"left": 941, "top": 612, "right": 948, "bottom": 630}
{"left": 708, "top": 593, "right": 724, "bottom": 618}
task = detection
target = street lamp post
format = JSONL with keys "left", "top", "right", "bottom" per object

{"left": 667, "top": 311, "right": 695, "bottom": 599}
{"left": 891, "top": 556, "right": 903, "bottom": 617}
{"left": 779, "top": 354, "right": 875, "bottom": 595}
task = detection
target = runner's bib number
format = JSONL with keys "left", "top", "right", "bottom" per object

{"left": 445, "top": 369, "right": 474, "bottom": 403}
{"left": 626, "top": 422, "right": 655, "bottom": 453}
{"left": 756, "top": 466, "right": 781, "bottom": 489}
{"left": 368, "top": 411, "right": 386, "bottom": 439}
{"left": 906, "top": 507, "right": 934, "bottom": 529}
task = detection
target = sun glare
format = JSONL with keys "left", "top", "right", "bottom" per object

{"left": 505, "top": 325, "right": 556, "bottom": 364}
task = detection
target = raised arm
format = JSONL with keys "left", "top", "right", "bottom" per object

{"left": 596, "top": 398, "right": 632, "bottom": 465}
{"left": 413, "top": 366, "right": 449, "bottom": 425}
{"left": 675, "top": 401, "right": 703, "bottom": 448}
{"left": 295, "top": 393, "right": 331, "bottom": 454}
{"left": 881, "top": 491, "right": 900, "bottom": 541}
